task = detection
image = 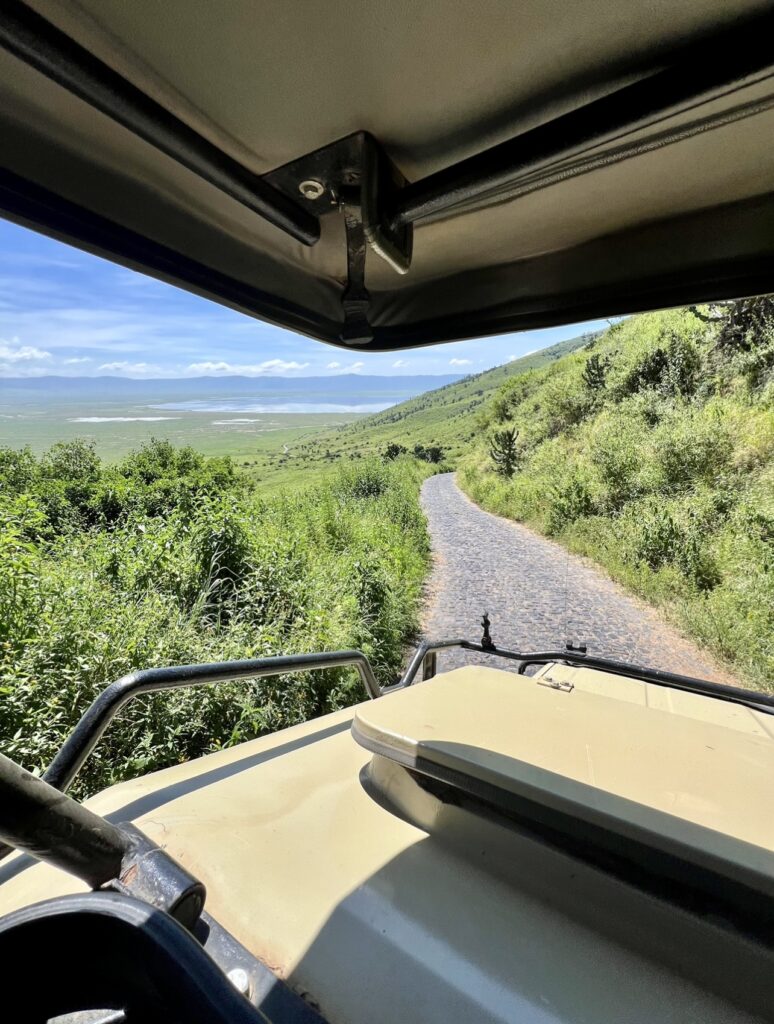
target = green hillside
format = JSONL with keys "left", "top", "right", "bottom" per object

{"left": 258, "top": 333, "right": 594, "bottom": 486}
{"left": 459, "top": 302, "right": 774, "bottom": 688}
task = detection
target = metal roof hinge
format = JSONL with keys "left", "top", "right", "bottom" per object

{"left": 263, "top": 132, "right": 413, "bottom": 344}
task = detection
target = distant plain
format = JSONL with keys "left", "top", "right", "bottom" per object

{"left": 0, "top": 373, "right": 459, "bottom": 470}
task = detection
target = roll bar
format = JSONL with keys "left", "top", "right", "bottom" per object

{"left": 44, "top": 650, "right": 381, "bottom": 794}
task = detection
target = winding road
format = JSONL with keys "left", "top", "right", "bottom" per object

{"left": 420, "top": 473, "right": 732, "bottom": 682}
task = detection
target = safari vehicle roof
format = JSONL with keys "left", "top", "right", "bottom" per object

{"left": 1, "top": 1, "right": 773, "bottom": 351}
{"left": 2, "top": 663, "right": 773, "bottom": 1023}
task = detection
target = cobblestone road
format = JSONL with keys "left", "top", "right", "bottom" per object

{"left": 420, "top": 473, "right": 733, "bottom": 682}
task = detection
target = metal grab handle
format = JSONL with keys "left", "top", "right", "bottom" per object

{"left": 44, "top": 650, "right": 381, "bottom": 794}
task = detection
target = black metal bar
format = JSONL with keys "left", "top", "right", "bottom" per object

{"left": 0, "top": 752, "right": 129, "bottom": 887}
{"left": 398, "top": 639, "right": 467, "bottom": 690}
{"left": 389, "top": 14, "right": 774, "bottom": 227}
{"left": 398, "top": 639, "right": 774, "bottom": 716}
{"left": 339, "top": 185, "right": 373, "bottom": 343}
{"left": 44, "top": 650, "right": 381, "bottom": 793}
{"left": 0, "top": 0, "right": 319, "bottom": 245}
{"left": 422, "top": 651, "right": 437, "bottom": 681}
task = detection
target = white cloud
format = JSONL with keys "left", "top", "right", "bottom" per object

{"left": 184, "top": 358, "right": 309, "bottom": 376}
{"left": 64, "top": 356, "right": 91, "bottom": 364}
{"left": 0, "top": 338, "right": 51, "bottom": 362}
{"left": 392, "top": 359, "right": 408, "bottom": 368}
{"left": 97, "top": 360, "right": 163, "bottom": 375}
{"left": 326, "top": 361, "right": 341, "bottom": 369}
{"left": 449, "top": 358, "right": 472, "bottom": 367}
{"left": 328, "top": 360, "right": 365, "bottom": 373}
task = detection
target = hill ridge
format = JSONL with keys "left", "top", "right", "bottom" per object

{"left": 282, "top": 333, "right": 595, "bottom": 472}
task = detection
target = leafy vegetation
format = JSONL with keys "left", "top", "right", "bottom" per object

{"left": 459, "top": 302, "right": 774, "bottom": 689}
{"left": 0, "top": 439, "right": 430, "bottom": 795}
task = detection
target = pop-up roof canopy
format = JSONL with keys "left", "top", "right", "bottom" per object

{"left": 1, "top": 0, "right": 773, "bottom": 351}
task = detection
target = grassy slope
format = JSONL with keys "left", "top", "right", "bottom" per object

{"left": 254, "top": 334, "right": 593, "bottom": 488}
{"left": 457, "top": 307, "right": 774, "bottom": 689}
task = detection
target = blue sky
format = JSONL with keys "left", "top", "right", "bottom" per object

{"left": 0, "top": 218, "right": 609, "bottom": 378}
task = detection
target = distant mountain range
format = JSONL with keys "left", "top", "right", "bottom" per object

{"left": 0, "top": 373, "right": 463, "bottom": 409}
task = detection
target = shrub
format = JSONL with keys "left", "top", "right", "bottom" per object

{"left": 622, "top": 346, "right": 670, "bottom": 395}
{"left": 188, "top": 498, "right": 254, "bottom": 613}
{"left": 547, "top": 475, "right": 594, "bottom": 535}
{"left": 622, "top": 502, "right": 719, "bottom": 589}
{"left": 620, "top": 334, "right": 700, "bottom": 399}
{"left": 651, "top": 414, "right": 732, "bottom": 491}
{"left": 42, "top": 439, "right": 100, "bottom": 483}
{"left": 334, "top": 458, "right": 390, "bottom": 498}
{"left": 586, "top": 413, "right": 642, "bottom": 510}
{"left": 413, "top": 443, "right": 445, "bottom": 464}
{"left": 661, "top": 335, "right": 702, "bottom": 397}
{"left": 716, "top": 295, "right": 774, "bottom": 354}
{"left": 0, "top": 445, "right": 38, "bottom": 494}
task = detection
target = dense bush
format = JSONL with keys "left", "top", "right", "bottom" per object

{"left": 459, "top": 301, "right": 774, "bottom": 688}
{"left": 0, "top": 443, "right": 429, "bottom": 795}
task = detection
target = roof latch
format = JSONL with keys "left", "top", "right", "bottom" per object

{"left": 537, "top": 674, "right": 574, "bottom": 692}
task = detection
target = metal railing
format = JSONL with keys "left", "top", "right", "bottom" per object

{"left": 18, "top": 635, "right": 774, "bottom": 800}
{"left": 397, "top": 637, "right": 774, "bottom": 717}
{"left": 44, "top": 650, "right": 381, "bottom": 794}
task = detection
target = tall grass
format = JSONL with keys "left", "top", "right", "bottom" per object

{"left": 459, "top": 304, "right": 774, "bottom": 689}
{"left": 0, "top": 441, "right": 430, "bottom": 795}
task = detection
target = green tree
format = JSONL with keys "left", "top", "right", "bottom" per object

{"left": 42, "top": 439, "right": 100, "bottom": 482}
{"left": 488, "top": 428, "right": 520, "bottom": 477}
{"left": 581, "top": 353, "right": 609, "bottom": 392}
{"left": 715, "top": 295, "right": 774, "bottom": 353}
{"left": 412, "top": 443, "right": 444, "bottom": 464}
{"left": 383, "top": 443, "right": 407, "bottom": 461}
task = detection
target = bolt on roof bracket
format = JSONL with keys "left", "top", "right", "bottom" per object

{"left": 264, "top": 132, "right": 413, "bottom": 343}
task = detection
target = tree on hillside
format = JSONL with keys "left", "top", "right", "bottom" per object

{"left": 383, "top": 443, "right": 407, "bottom": 461}
{"left": 488, "top": 428, "right": 520, "bottom": 478}
{"left": 581, "top": 353, "right": 610, "bottom": 392}
{"left": 413, "top": 443, "right": 444, "bottom": 464}
{"left": 716, "top": 295, "right": 774, "bottom": 353}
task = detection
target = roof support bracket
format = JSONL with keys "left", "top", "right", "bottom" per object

{"left": 340, "top": 186, "right": 372, "bottom": 344}
{"left": 263, "top": 131, "right": 413, "bottom": 342}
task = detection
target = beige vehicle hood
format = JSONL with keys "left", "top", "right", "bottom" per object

{"left": 1, "top": 664, "right": 773, "bottom": 1023}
